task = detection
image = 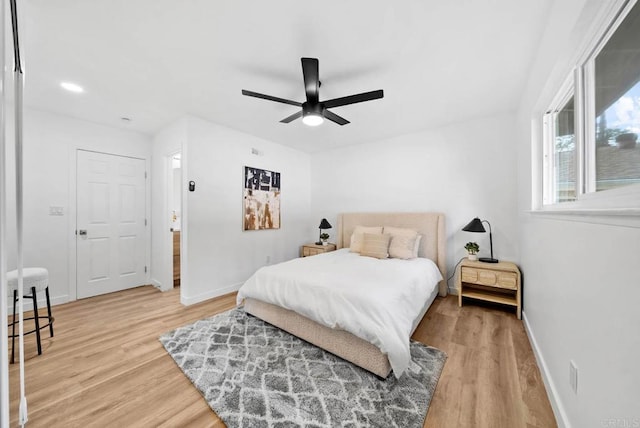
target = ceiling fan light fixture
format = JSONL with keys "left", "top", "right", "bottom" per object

{"left": 302, "top": 113, "right": 323, "bottom": 126}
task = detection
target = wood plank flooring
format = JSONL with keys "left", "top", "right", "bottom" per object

{"left": 7, "top": 286, "right": 556, "bottom": 427}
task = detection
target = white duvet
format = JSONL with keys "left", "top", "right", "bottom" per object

{"left": 236, "top": 248, "right": 443, "bottom": 377}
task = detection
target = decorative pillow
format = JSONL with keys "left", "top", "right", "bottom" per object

{"left": 349, "top": 226, "right": 383, "bottom": 253}
{"left": 384, "top": 226, "right": 419, "bottom": 259}
{"left": 360, "top": 233, "right": 391, "bottom": 259}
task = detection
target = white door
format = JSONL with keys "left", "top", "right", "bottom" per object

{"left": 76, "top": 150, "right": 147, "bottom": 299}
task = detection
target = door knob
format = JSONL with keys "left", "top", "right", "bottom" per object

{"left": 78, "top": 229, "right": 87, "bottom": 236}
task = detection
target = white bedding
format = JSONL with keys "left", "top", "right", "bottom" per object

{"left": 236, "top": 248, "right": 443, "bottom": 377}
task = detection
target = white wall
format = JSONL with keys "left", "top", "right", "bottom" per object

{"left": 515, "top": 1, "right": 640, "bottom": 426}
{"left": 181, "top": 116, "right": 311, "bottom": 305}
{"left": 5, "top": 108, "right": 151, "bottom": 307}
{"left": 150, "top": 118, "right": 186, "bottom": 291}
{"left": 311, "top": 112, "right": 519, "bottom": 290}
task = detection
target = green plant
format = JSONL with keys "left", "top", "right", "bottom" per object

{"left": 320, "top": 233, "right": 330, "bottom": 241}
{"left": 464, "top": 242, "right": 479, "bottom": 255}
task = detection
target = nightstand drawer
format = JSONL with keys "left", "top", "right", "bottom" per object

{"left": 461, "top": 267, "right": 479, "bottom": 283}
{"left": 303, "top": 247, "right": 322, "bottom": 256}
{"left": 461, "top": 267, "right": 517, "bottom": 290}
{"left": 496, "top": 272, "right": 517, "bottom": 289}
{"left": 301, "top": 243, "right": 336, "bottom": 257}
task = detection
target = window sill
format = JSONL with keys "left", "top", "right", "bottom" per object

{"left": 530, "top": 208, "right": 640, "bottom": 216}
{"left": 527, "top": 208, "right": 640, "bottom": 228}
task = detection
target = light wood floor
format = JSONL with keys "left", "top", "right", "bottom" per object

{"left": 7, "top": 286, "right": 556, "bottom": 427}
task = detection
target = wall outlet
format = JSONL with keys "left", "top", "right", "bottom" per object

{"left": 569, "top": 360, "right": 578, "bottom": 394}
{"left": 265, "top": 255, "right": 271, "bottom": 265}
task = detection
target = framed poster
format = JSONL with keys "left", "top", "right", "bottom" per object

{"left": 243, "top": 166, "right": 281, "bottom": 231}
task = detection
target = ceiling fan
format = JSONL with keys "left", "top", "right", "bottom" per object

{"left": 241, "top": 57, "right": 384, "bottom": 126}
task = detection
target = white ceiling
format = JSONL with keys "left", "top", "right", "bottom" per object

{"left": 22, "top": 0, "right": 553, "bottom": 152}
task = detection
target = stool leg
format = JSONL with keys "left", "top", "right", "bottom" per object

{"left": 46, "top": 286, "right": 54, "bottom": 337}
{"left": 32, "top": 286, "right": 42, "bottom": 356}
{"left": 11, "top": 290, "right": 17, "bottom": 364}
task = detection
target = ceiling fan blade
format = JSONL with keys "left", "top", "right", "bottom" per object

{"left": 323, "top": 89, "right": 384, "bottom": 109}
{"left": 323, "top": 110, "right": 350, "bottom": 126}
{"left": 280, "top": 111, "right": 303, "bottom": 123}
{"left": 301, "top": 57, "right": 320, "bottom": 104}
{"left": 241, "top": 89, "right": 301, "bottom": 107}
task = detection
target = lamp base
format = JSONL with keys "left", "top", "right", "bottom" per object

{"left": 315, "top": 241, "right": 323, "bottom": 245}
{"left": 479, "top": 257, "right": 499, "bottom": 263}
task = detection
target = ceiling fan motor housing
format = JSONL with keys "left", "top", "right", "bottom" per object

{"left": 302, "top": 102, "right": 325, "bottom": 119}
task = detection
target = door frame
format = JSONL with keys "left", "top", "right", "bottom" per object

{"left": 162, "top": 149, "right": 181, "bottom": 292}
{"left": 68, "top": 148, "right": 151, "bottom": 301}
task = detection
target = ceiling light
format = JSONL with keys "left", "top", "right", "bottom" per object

{"left": 302, "top": 114, "right": 323, "bottom": 127}
{"left": 60, "top": 82, "right": 84, "bottom": 93}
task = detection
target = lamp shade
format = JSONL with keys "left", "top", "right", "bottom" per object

{"left": 319, "top": 218, "right": 332, "bottom": 230}
{"left": 462, "top": 217, "right": 486, "bottom": 233}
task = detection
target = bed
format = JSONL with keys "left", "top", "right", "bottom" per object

{"left": 237, "top": 212, "right": 447, "bottom": 378}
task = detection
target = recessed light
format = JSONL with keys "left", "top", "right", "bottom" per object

{"left": 60, "top": 82, "right": 84, "bottom": 93}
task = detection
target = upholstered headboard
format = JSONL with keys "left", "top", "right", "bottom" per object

{"left": 336, "top": 212, "right": 447, "bottom": 296}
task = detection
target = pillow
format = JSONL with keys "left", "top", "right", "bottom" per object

{"left": 360, "top": 233, "right": 391, "bottom": 259}
{"left": 349, "top": 226, "right": 383, "bottom": 253}
{"left": 384, "top": 226, "right": 419, "bottom": 259}
{"left": 413, "top": 235, "right": 423, "bottom": 258}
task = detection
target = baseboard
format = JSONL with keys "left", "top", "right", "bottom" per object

{"left": 522, "top": 310, "right": 571, "bottom": 428}
{"left": 448, "top": 285, "right": 459, "bottom": 295}
{"left": 150, "top": 278, "right": 163, "bottom": 290}
{"left": 180, "top": 282, "right": 242, "bottom": 306}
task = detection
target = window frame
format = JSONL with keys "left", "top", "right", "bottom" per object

{"left": 540, "top": 0, "right": 640, "bottom": 212}
{"left": 543, "top": 76, "right": 577, "bottom": 205}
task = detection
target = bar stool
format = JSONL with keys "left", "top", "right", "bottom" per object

{"left": 7, "top": 267, "right": 55, "bottom": 363}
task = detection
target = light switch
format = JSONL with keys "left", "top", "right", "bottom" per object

{"left": 49, "top": 206, "right": 64, "bottom": 216}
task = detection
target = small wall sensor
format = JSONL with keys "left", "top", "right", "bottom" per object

{"left": 189, "top": 181, "right": 195, "bottom": 192}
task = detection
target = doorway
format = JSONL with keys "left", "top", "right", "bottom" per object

{"left": 76, "top": 150, "right": 147, "bottom": 299}
{"left": 169, "top": 152, "right": 181, "bottom": 287}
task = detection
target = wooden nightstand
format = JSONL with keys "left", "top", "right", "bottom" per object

{"left": 300, "top": 243, "right": 336, "bottom": 257}
{"left": 458, "top": 259, "right": 522, "bottom": 319}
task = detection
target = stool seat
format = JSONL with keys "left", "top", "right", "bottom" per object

{"left": 7, "top": 267, "right": 49, "bottom": 295}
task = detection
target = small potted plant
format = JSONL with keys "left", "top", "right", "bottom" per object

{"left": 464, "top": 242, "right": 480, "bottom": 261}
{"left": 320, "top": 233, "right": 330, "bottom": 245}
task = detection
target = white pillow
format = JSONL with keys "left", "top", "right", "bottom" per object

{"left": 384, "top": 226, "right": 419, "bottom": 259}
{"left": 413, "top": 235, "right": 423, "bottom": 258}
{"left": 349, "top": 226, "right": 383, "bottom": 253}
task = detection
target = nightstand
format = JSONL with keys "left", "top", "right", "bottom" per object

{"left": 458, "top": 259, "right": 522, "bottom": 319}
{"left": 300, "top": 243, "right": 336, "bottom": 257}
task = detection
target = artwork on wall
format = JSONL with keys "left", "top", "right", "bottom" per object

{"left": 243, "top": 166, "right": 281, "bottom": 231}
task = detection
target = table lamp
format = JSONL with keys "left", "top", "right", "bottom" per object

{"left": 316, "top": 218, "right": 332, "bottom": 245}
{"left": 462, "top": 217, "right": 499, "bottom": 263}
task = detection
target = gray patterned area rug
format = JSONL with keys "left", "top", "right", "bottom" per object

{"left": 160, "top": 308, "right": 446, "bottom": 428}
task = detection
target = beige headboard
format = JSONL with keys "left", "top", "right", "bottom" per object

{"left": 336, "top": 212, "right": 447, "bottom": 297}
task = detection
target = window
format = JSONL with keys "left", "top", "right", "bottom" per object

{"left": 543, "top": 0, "right": 640, "bottom": 207}
{"left": 545, "top": 89, "right": 576, "bottom": 204}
